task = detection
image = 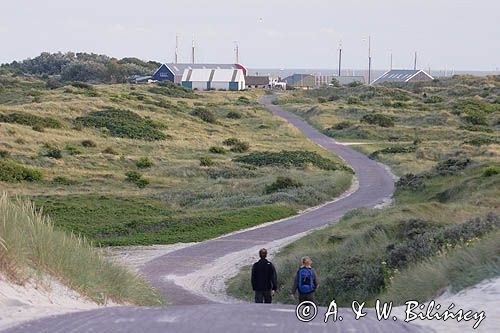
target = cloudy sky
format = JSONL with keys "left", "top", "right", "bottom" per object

{"left": 1, "top": 0, "right": 499, "bottom": 70}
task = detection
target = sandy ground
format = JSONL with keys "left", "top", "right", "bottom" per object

{"left": 392, "top": 277, "right": 500, "bottom": 333}
{"left": 0, "top": 274, "right": 111, "bottom": 331}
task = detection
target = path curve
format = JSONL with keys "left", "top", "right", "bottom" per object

{"left": 4, "top": 95, "right": 429, "bottom": 333}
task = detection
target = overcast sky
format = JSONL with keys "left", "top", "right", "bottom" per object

{"left": 1, "top": 0, "right": 499, "bottom": 70}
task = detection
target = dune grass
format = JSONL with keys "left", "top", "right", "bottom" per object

{"left": 0, "top": 193, "right": 165, "bottom": 306}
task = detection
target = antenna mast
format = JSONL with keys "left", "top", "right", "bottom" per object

{"left": 368, "top": 35, "right": 372, "bottom": 84}
{"left": 175, "top": 34, "right": 179, "bottom": 64}
{"left": 338, "top": 41, "right": 342, "bottom": 76}
{"left": 191, "top": 36, "right": 195, "bottom": 64}
{"left": 234, "top": 41, "right": 239, "bottom": 63}
{"left": 390, "top": 50, "right": 393, "bottom": 70}
{"left": 414, "top": 51, "right": 417, "bottom": 70}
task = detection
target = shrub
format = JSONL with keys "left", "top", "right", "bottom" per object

{"left": 463, "top": 137, "right": 495, "bottom": 146}
{"left": 318, "top": 97, "right": 328, "bottom": 103}
{"left": 52, "top": 176, "right": 74, "bottom": 185}
{"left": 328, "top": 121, "right": 353, "bottom": 131}
{"left": 424, "top": 95, "right": 443, "bottom": 104}
{"left": 0, "top": 160, "right": 43, "bottom": 182}
{"left": 199, "top": 156, "right": 214, "bottom": 167}
{"left": 369, "top": 146, "right": 417, "bottom": 159}
{"left": 347, "top": 81, "right": 363, "bottom": 88}
{"left": 125, "top": 170, "right": 143, "bottom": 183}
{"left": 347, "top": 96, "right": 360, "bottom": 104}
{"left": 148, "top": 82, "right": 196, "bottom": 98}
{"left": 361, "top": 113, "right": 395, "bottom": 127}
{"left": 191, "top": 108, "right": 216, "bottom": 123}
{"left": 71, "top": 81, "right": 94, "bottom": 90}
{"left": 230, "top": 141, "right": 250, "bottom": 153}
{"left": 226, "top": 111, "right": 242, "bottom": 119}
{"left": 237, "top": 96, "right": 251, "bottom": 105}
{"left": 135, "top": 178, "right": 150, "bottom": 188}
{"left": 45, "top": 78, "right": 62, "bottom": 89}
{"left": 0, "top": 112, "right": 62, "bottom": 129}
{"left": 223, "top": 137, "right": 241, "bottom": 146}
{"left": 32, "top": 125, "right": 45, "bottom": 132}
{"left": 482, "top": 166, "right": 500, "bottom": 177}
{"left": 102, "top": 147, "right": 118, "bottom": 155}
{"left": 462, "top": 111, "right": 488, "bottom": 126}
{"left": 234, "top": 150, "right": 345, "bottom": 171}
{"left": 209, "top": 146, "right": 226, "bottom": 154}
{"left": 136, "top": 157, "right": 154, "bottom": 169}
{"left": 435, "top": 158, "right": 471, "bottom": 175}
{"left": 264, "top": 176, "right": 303, "bottom": 194}
{"left": 81, "top": 139, "right": 97, "bottom": 147}
{"left": 396, "top": 173, "right": 426, "bottom": 190}
{"left": 75, "top": 108, "right": 167, "bottom": 141}
{"left": 66, "top": 144, "right": 82, "bottom": 155}
{"left": 0, "top": 150, "right": 10, "bottom": 159}
{"left": 459, "top": 125, "right": 493, "bottom": 133}
{"left": 44, "top": 147, "right": 63, "bottom": 159}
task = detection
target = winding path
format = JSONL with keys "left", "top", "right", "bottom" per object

{"left": 5, "top": 96, "right": 431, "bottom": 332}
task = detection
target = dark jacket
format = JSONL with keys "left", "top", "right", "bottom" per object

{"left": 291, "top": 267, "right": 319, "bottom": 294}
{"left": 251, "top": 259, "right": 278, "bottom": 291}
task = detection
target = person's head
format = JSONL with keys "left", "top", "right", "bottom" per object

{"left": 259, "top": 248, "right": 267, "bottom": 259}
{"left": 301, "top": 256, "right": 312, "bottom": 267}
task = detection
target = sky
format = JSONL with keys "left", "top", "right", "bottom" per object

{"left": 1, "top": 0, "right": 499, "bottom": 71}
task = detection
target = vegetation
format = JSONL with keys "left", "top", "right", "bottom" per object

{"left": 0, "top": 194, "right": 164, "bottom": 305}
{"left": 136, "top": 157, "right": 154, "bottom": 169}
{"left": 228, "top": 75, "right": 500, "bottom": 307}
{"left": 75, "top": 108, "right": 168, "bottom": 141}
{"left": 191, "top": 108, "right": 217, "bottom": 123}
{"left": 265, "top": 176, "right": 303, "bottom": 194}
{"left": 0, "top": 112, "right": 61, "bottom": 128}
{"left": 0, "top": 160, "right": 43, "bottom": 182}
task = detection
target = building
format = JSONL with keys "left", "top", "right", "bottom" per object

{"left": 127, "top": 75, "right": 153, "bottom": 84}
{"left": 315, "top": 75, "right": 366, "bottom": 86}
{"left": 181, "top": 68, "right": 246, "bottom": 91}
{"left": 372, "top": 69, "right": 434, "bottom": 84}
{"left": 282, "top": 74, "right": 316, "bottom": 89}
{"left": 245, "top": 75, "right": 270, "bottom": 89}
{"left": 152, "top": 63, "right": 247, "bottom": 84}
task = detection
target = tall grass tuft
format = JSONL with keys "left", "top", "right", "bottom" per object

{"left": 0, "top": 193, "right": 165, "bottom": 306}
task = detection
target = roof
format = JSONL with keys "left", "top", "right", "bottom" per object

{"left": 162, "top": 63, "right": 241, "bottom": 76}
{"left": 181, "top": 68, "right": 245, "bottom": 82}
{"left": 282, "top": 74, "right": 314, "bottom": 85}
{"left": 372, "top": 69, "right": 433, "bottom": 84}
{"left": 245, "top": 76, "right": 270, "bottom": 86}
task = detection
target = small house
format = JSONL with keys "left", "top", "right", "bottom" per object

{"left": 372, "top": 69, "right": 433, "bottom": 84}
{"left": 181, "top": 68, "right": 246, "bottom": 91}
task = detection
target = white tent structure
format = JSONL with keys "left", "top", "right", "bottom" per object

{"left": 181, "top": 68, "right": 245, "bottom": 91}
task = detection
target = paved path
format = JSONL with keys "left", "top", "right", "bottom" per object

{"left": 4, "top": 95, "right": 430, "bottom": 332}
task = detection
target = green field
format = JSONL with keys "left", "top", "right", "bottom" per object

{"left": 228, "top": 75, "right": 500, "bottom": 306}
{"left": 0, "top": 76, "right": 352, "bottom": 246}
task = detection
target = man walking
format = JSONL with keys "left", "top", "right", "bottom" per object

{"left": 251, "top": 248, "right": 278, "bottom": 303}
{"left": 290, "top": 256, "right": 318, "bottom": 303}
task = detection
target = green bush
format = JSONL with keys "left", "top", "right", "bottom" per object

{"left": 396, "top": 173, "right": 426, "bottom": 190}
{"left": 191, "top": 108, "right": 216, "bottom": 123}
{"left": 234, "top": 150, "right": 346, "bottom": 171}
{"left": 237, "top": 96, "right": 251, "bottom": 105}
{"left": 0, "top": 112, "right": 61, "bottom": 129}
{"left": 199, "top": 156, "right": 214, "bottom": 167}
{"left": 369, "top": 145, "right": 417, "bottom": 159}
{"left": 230, "top": 141, "right": 250, "bottom": 153}
{"left": 0, "top": 150, "right": 10, "bottom": 159}
{"left": 226, "top": 111, "right": 242, "bottom": 119}
{"left": 424, "top": 95, "right": 443, "bottom": 104}
{"left": 209, "top": 146, "right": 226, "bottom": 154}
{"left": 318, "top": 97, "right": 328, "bottom": 103}
{"left": 463, "top": 137, "right": 495, "bottom": 146}
{"left": 264, "top": 176, "right": 303, "bottom": 194}
{"left": 44, "top": 147, "right": 63, "bottom": 159}
{"left": 102, "top": 147, "right": 118, "bottom": 155}
{"left": 361, "top": 113, "right": 395, "bottom": 127}
{"left": 223, "top": 137, "right": 241, "bottom": 146}
{"left": 136, "top": 157, "right": 154, "bottom": 169}
{"left": 0, "top": 160, "right": 43, "bottom": 182}
{"left": 459, "top": 124, "right": 493, "bottom": 133}
{"left": 347, "top": 96, "right": 360, "bottom": 104}
{"left": 135, "top": 178, "right": 150, "bottom": 188}
{"left": 81, "top": 139, "right": 97, "bottom": 147}
{"left": 32, "top": 125, "right": 45, "bottom": 132}
{"left": 327, "top": 121, "right": 354, "bottom": 131}
{"left": 148, "top": 82, "right": 196, "bottom": 98}
{"left": 52, "top": 176, "right": 75, "bottom": 185}
{"left": 435, "top": 158, "right": 471, "bottom": 175}
{"left": 75, "top": 108, "right": 167, "bottom": 141}
{"left": 125, "top": 170, "right": 143, "bottom": 182}
{"left": 482, "top": 166, "right": 500, "bottom": 177}
{"left": 66, "top": 144, "right": 82, "bottom": 155}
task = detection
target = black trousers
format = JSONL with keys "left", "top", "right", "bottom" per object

{"left": 298, "top": 292, "right": 315, "bottom": 303}
{"left": 254, "top": 290, "right": 272, "bottom": 303}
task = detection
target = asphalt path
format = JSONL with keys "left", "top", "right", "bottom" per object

{"left": 5, "top": 95, "right": 431, "bottom": 332}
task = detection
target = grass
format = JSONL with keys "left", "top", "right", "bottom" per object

{"left": 0, "top": 76, "right": 353, "bottom": 246}
{"left": 0, "top": 194, "right": 164, "bottom": 305}
{"left": 227, "top": 75, "right": 500, "bottom": 306}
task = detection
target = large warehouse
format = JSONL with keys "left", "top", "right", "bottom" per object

{"left": 181, "top": 68, "right": 246, "bottom": 91}
{"left": 152, "top": 63, "right": 248, "bottom": 84}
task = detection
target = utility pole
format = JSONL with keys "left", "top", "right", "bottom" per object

{"left": 234, "top": 41, "right": 239, "bottom": 63}
{"left": 414, "top": 51, "right": 417, "bottom": 70}
{"left": 367, "top": 35, "right": 372, "bottom": 84}
{"left": 175, "top": 34, "right": 179, "bottom": 64}
{"left": 338, "top": 41, "right": 342, "bottom": 76}
{"left": 191, "top": 36, "right": 195, "bottom": 64}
